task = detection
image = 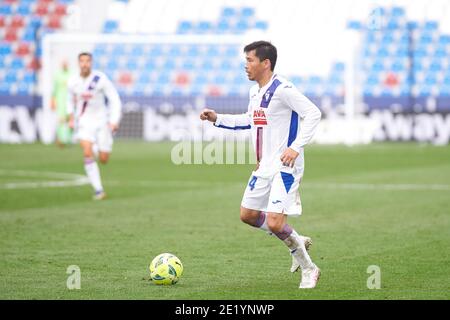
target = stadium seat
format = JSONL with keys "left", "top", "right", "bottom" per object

{"left": 47, "top": 15, "right": 63, "bottom": 29}
{"left": 177, "top": 21, "right": 193, "bottom": 34}
{"left": 0, "top": 5, "right": 12, "bottom": 15}
{"left": 5, "top": 71, "right": 18, "bottom": 83}
{"left": 53, "top": 3, "right": 67, "bottom": 15}
{"left": 0, "top": 43, "right": 12, "bottom": 55}
{"left": 15, "top": 42, "right": 31, "bottom": 56}
{"left": 35, "top": 2, "right": 49, "bottom": 16}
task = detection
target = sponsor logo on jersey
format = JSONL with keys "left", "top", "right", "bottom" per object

{"left": 253, "top": 109, "right": 267, "bottom": 125}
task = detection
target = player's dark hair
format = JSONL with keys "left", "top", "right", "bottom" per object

{"left": 78, "top": 52, "right": 93, "bottom": 60}
{"left": 244, "top": 41, "right": 277, "bottom": 71}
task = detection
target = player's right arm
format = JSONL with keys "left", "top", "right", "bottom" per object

{"left": 200, "top": 108, "right": 251, "bottom": 130}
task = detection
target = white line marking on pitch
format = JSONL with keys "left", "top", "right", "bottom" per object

{"left": 0, "top": 170, "right": 89, "bottom": 189}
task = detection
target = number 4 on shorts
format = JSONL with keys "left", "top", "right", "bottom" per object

{"left": 248, "top": 176, "right": 257, "bottom": 191}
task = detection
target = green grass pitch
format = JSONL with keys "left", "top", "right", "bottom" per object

{"left": 0, "top": 142, "right": 449, "bottom": 299}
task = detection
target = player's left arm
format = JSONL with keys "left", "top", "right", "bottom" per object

{"left": 279, "top": 85, "right": 322, "bottom": 167}
{"left": 102, "top": 76, "right": 122, "bottom": 133}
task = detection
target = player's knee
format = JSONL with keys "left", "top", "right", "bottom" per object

{"left": 266, "top": 215, "right": 284, "bottom": 233}
{"left": 240, "top": 207, "right": 257, "bottom": 225}
{"left": 99, "top": 153, "right": 109, "bottom": 164}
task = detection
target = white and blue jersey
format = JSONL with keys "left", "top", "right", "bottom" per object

{"left": 67, "top": 70, "right": 122, "bottom": 128}
{"left": 214, "top": 74, "right": 322, "bottom": 179}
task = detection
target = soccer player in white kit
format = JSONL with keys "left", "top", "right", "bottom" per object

{"left": 67, "top": 52, "right": 122, "bottom": 200}
{"left": 200, "top": 41, "right": 322, "bottom": 288}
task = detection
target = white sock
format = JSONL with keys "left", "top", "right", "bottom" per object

{"left": 84, "top": 157, "right": 103, "bottom": 193}
{"left": 283, "top": 231, "right": 315, "bottom": 270}
{"left": 254, "top": 211, "right": 272, "bottom": 234}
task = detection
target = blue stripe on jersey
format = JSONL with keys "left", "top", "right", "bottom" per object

{"left": 215, "top": 124, "right": 251, "bottom": 130}
{"left": 287, "top": 111, "right": 299, "bottom": 147}
{"left": 281, "top": 172, "right": 295, "bottom": 193}
{"left": 260, "top": 79, "right": 282, "bottom": 108}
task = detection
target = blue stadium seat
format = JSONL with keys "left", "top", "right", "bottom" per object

{"left": 144, "top": 60, "right": 156, "bottom": 70}
{"left": 234, "top": 20, "right": 249, "bottom": 33}
{"left": 424, "top": 21, "right": 438, "bottom": 30}
{"left": 186, "top": 45, "right": 199, "bottom": 57}
{"left": 157, "top": 73, "right": 170, "bottom": 84}
{"left": 407, "top": 21, "right": 419, "bottom": 30}
{"left": 382, "top": 33, "right": 394, "bottom": 44}
{"left": 371, "top": 60, "right": 385, "bottom": 72}
{"left": 197, "top": 21, "right": 213, "bottom": 33}
{"left": 150, "top": 46, "right": 163, "bottom": 56}
{"left": 106, "top": 60, "right": 119, "bottom": 70}
{"left": 443, "top": 75, "right": 450, "bottom": 85}
{"left": 214, "top": 75, "right": 226, "bottom": 85}
{"left": 5, "top": 72, "right": 17, "bottom": 83}
{"left": 93, "top": 45, "right": 107, "bottom": 56}
{"left": 201, "top": 60, "right": 214, "bottom": 70}
{"left": 391, "top": 6, "right": 405, "bottom": 17}
{"left": 386, "top": 20, "right": 400, "bottom": 30}
{"left": 193, "top": 74, "right": 208, "bottom": 85}
{"left": 429, "top": 60, "right": 441, "bottom": 72}
{"left": 112, "top": 45, "right": 126, "bottom": 56}
{"left": 206, "top": 45, "right": 219, "bottom": 57}
{"left": 131, "top": 45, "right": 145, "bottom": 56}
{"left": 0, "top": 44, "right": 12, "bottom": 55}
{"left": 10, "top": 58, "right": 25, "bottom": 70}
{"left": 0, "top": 5, "right": 12, "bottom": 14}
{"left": 347, "top": 20, "right": 362, "bottom": 30}
{"left": 217, "top": 20, "right": 231, "bottom": 33}
{"left": 22, "top": 28, "right": 37, "bottom": 41}
{"left": 0, "top": 83, "right": 11, "bottom": 94}
{"left": 103, "top": 20, "right": 119, "bottom": 33}
{"left": 224, "top": 46, "right": 238, "bottom": 57}
{"left": 182, "top": 59, "right": 195, "bottom": 70}
{"left": 138, "top": 73, "right": 151, "bottom": 84}
{"left": 365, "top": 74, "right": 379, "bottom": 86}
{"left": 220, "top": 60, "right": 233, "bottom": 71}
{"left": 126, "top": 60, "right": 138, "bottom": 70}
{"left": 376, "top": 47, "right": 389, "bottom": 58}
{"left": 16, "top": 2, "right": 32, "bottom": 15}
{"left": 17, "top": 83, "right": 31, "bottom": 95}
{"left": 162, "top": 59, "right": 176, "bottom": 70}
{"left": 23, "top": 72, "right": 36, "bottom": 84}
{"left": 241, "top": 7, "right": 255, "bottom": 18}
{"left": 177, "top": 21, "right": 193, "bottom": 34}
{"left": 221, "top": 7, "right": 236, "bottom": 18}
{"left": 424, "top": 74, "right": 437, "bottom": 86}
{"left": 254, "top": 20, "right": 268, "bottom": 31}
{"left": 391, "top": 60, "right": 406, "bottom": 72}
{"left": 167, "top": 45, "right": 181, "bottom": 56}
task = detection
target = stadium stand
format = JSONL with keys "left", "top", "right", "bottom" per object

{"left": 0, "top": 0, "right": 74, "bottom": 95}
{"left": 1, "top": 0, "right": 450, "bottom": 111}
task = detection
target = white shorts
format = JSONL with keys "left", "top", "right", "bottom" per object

{"left": 76, "top": 124, "right": 113, "bottom": 153}
{"left": 241, "top": 169, "right": 303, "bottom": 216}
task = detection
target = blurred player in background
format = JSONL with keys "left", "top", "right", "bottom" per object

{"left": 200, "top": 41, "right": 322, "bottom": 288}
{"left": 67, "top": 52, "right": 122, "bottom": 200}
{"left": 51, "top": 60, "right": 72, "bottom": 147}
